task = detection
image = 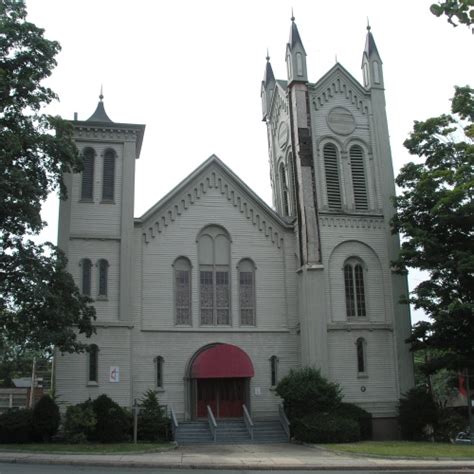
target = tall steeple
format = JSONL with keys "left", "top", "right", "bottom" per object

{"left": 261, "top": 51, "right": 276, "bottom": 121}
{"left": 361, "top": 23, "right": 384, "bottom": 89}
{"left": 285, "top": 13, "right": 307, "bottom": 84}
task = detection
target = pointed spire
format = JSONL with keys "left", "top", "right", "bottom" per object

{"left": 262, "top": 50, "right": 275, "bottom": 86}
{"left": 87, "top": 87, "right": 113, "bottom": 122}
{"left": 288, "top": 11, "right": 306, "bottom": 53}
{"left": 364, "top": 22, "right": 380, "bottom": 59}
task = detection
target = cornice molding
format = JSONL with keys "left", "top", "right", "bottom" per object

{"left": 319, "top": 215, "right": 385, "bottom": 230}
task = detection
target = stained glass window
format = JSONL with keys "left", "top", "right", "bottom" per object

{"left": 239, "top": 259, "right": 256, "bottom": 326}
{"left": 344, "top": 259, "right": 366, "bottom": 318}
{"left": 174, "top": 258, "right": 191, "bottom": 325}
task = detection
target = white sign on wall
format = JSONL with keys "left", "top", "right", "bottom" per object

{"left": 254, "top": 387, "right": 261, "bottom": 396}
{"left": 109, "top": 366, "right": 120, "bottom": 383}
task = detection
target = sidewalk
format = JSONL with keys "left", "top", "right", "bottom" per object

{"left": 1, "top": 443, "right": 474, "bottom": 470}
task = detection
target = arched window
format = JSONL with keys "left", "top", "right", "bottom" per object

{"left": 81, "top": 258, "right": 92, "bottom": 296}
{"left": 81, "top": 148, "right": 95, "bottom": 200}
{"left": 349, "top": 145, "right": 368, "bottom": 210}
{"left": 102, "top": 149, "right": 116, "bottom": 201}
{"left": 174, "top": 257, "right": 191, "bottom": 325}
{"left": 296, "top": 52, "right": 304, "bottom": 76}
{"left": 98, "top": 259, "right": 109, "bottom": 297}
{"left": 270, "top": 355, "right": 279, "bottom": 386}
{"left": 279, "top": 162, "right": 290, "bottom": 216}
{"left": 323, "top": 143, "right": 342, "bottom": 210}
{"left": 287, "top": 152, "right": 297, "bottom": 214}
{"left": 373, "top": 61, "right": 380, "bottom": 84}
{"left": 356, "top": 338, "right": 367, "bottom": 375}
{"left": 344, "top": 259, "right": 367, "bottom": 317}
{"left": 155, "top": 356, "right": 164, "bottom": 389}
{"left": 88, "top": 344, "right": 99, "bottom": 383}
{"left": 239, "top": 259, "right": 256, "bottom": 326}
{"left": 198, "top": 226, "right": 230, "bottom": 325}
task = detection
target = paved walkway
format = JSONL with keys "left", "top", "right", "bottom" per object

{"left": 0, "top": 443, "right": 473, "bottom": 470}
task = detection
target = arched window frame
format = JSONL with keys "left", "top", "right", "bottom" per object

{"left": 97, "top": 259, "right": 109, "bottom": 299}
{"left": 80, "top": 258, "right": 92, "bottom": 296}
{"left": 287, "top": 151, "right": 297, "bottom": 216}
{"left": 238, "top": 258, "right": 256, "bottom": 326}
{"left": 296, "top": 52, "right": 304, "bottom": 77}
{"left": 344, "top": 258, "right": 367, "bottom": 318}
{"left": 173, "top": 256, "right": 192, "bottom": 326}
{"left": 349, "top": 144, "right": 369, "bottom": 211}
{"left": 81, "top": 147, "right": 95, "bottom": 201}
{"left": 197, "top": 225, "right": 231, "bottom": 326}
{"left": 323, "top": 142, "right": 342, "bottom": 210}
{"left": 270, "top": 355, "right": 279, "bottom": 387}
{"left": 102, "top": 148, "right": 116, "bottom": 202}
{"left": 279, "top": 162, "right": 290, "bottom": 217}
{"left": 155, "top": 356, "right": 164, "bottom": 389}
{"left": 88, "top": 344, "right": 99, "bottom": 384}
{"left": 356, "top": 338, "right": 368, "bottom": 377}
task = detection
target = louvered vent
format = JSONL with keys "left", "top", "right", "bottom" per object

{"left": 102, "top": 149, "right": 115, "bottom": 201}
{"left": 323, "top": 143, "right": 342, "bottom": 209}
{"left": 350, "top": 146, "right": 368, "bottom": 210}
{"left": 81, "top": 148, "right": 95, "bottom": 200}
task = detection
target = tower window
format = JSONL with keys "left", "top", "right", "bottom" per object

{"left": 350, "top": 145, "right": 368, "bottom": 210}
{"left": 81, "top": 258, "right": 92, "bottom": 296}
{"left": 344, "top": 259, "right": 367, "bottom": 318}
{"left": 81, "top": 148, "right": 95, "bottom": 201}
{"left": 270, "top": 355, "right": 278, "bottom": 386}
{"left": 296, "top": 52, "right": 303, "bottom": 76}
{"left": 155, "top": 356, "right": 164, "bottom": 389}
{"left": 198, "top": 226, "right": 231, "bottom": 325}
{"left": 174, "top": 257, "right": 191, "bottom": 325}
{"left": 356, "top": 338, "right": 367, "bottom": 375}
{"left": 323, "top": 143, "right": 342, "bottom": 210}
{"left": 102, "top": 149, "right": 116, "bottom": 201}
{"left": 88, "top": 344, "right": 99, "bottom": 383}
{"left": 279, "top": 162, "right": 290, "bottom": 216}
{"left": 239, "top": 259, "right": 256, "bottom": 326}
{"left": 98, "top": 259, "right": 109, "bottom": 297}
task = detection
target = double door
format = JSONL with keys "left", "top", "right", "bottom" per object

{"left": 196, "top": 378, "right": 245, "bottom": 418}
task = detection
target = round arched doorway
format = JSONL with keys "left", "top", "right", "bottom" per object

{"left": 188, "top": 343, "right": 254, "bottom": 419}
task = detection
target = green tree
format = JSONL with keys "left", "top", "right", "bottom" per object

{"left": 392, "top": 86, "right": 474, "bottom": 372}
{"left": 0, "top": 1, "right": 95, "bottom": 360}
{"left": 430, "top": 1, "right": 474, "bottom": 28}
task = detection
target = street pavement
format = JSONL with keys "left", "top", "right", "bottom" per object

{"left": 0, "top": 442, "right": 473, "bottom": 471}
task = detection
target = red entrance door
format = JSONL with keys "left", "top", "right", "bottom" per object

{"left": 197, "top": 378, "right": 245, "bottom": 418}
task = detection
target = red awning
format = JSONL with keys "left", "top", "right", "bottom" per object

{"left": 191, "top": 344, "right": 254, "bottom": 379}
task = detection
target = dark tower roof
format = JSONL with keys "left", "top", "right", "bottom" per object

{"left": 364, "top": 25, "right": 381, "bottom": 59}
{"left": 86, "top": 90, "right": 113, "bottom": 123}
{"left": 288, "top": 14, "right": 306, "bottom": 53}
{"left": 262, "top": 52, "right": 275, "bottom": 86}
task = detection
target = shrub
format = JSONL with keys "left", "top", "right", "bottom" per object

{"left": 137, "top": 389, "right": 169, "bottom": 442}
{"left": 0, "top": 409, "right": 32, "bottom": 443}
{"left": 434, "top": 408, "right": 466, "bottom": 442}
{"left": 293, "top": 413, "right": 360, "bottom": 443}
{"left": 32, "top": 395, "right": 60, "bottom": 442}
{"left": 276, "top": 367, "right": 342, "bottom": 422}
{"left": 338, "top": 402, "right": 372, "bottom": 440}
{"left": 64, "top": 400, "right": 96, "bottom": 443}
{"left": 398, "top": 386, "right": 438, "bottom": 440}
{"left": 92, "top": 394, "right": 131, "bottom": 443}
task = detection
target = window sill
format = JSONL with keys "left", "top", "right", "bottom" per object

{"left": 269, "top": 386, "right": 277, "bottom": 391}
{"left": 357, "top": 373, "right": 368, "bottom": 379}
{"left": 100, "top": 200, "right": 115, "bottom": 204}
{"left": 155, "top": 388, "right": 165, "bottom": 393}
{"left": 79, "top": 199, "right": 94, "bottom": 203}
{"left": 96, "top": 296, "right": 108, "bottom": 301}
{"left": 87, "top": 381, "right": 99, "bottom": 387}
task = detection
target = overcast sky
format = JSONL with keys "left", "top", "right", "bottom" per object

{"left": 26, "top": 0, "right": 472, "bottom": 324}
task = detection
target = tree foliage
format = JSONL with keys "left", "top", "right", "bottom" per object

{"left": 392, "top": 86, "right": 474, "bottom": 371}
{"left": 0, "top": 1, "right": 95, "bottom": 358}
{"left": 430, "top": 0, "right": 474, "bottom": 28}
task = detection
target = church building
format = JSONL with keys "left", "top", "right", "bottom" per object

{"left": 55, "top": 18, "right": 414, "bottom": 439}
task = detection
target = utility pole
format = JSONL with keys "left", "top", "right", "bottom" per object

{"left": 29, "top": 357, "right": 36, "bottom": 408}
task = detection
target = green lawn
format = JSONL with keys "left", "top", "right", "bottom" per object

{"left": 0, "top": 442, "right": 172, "bottom": 454}
{"left": 325, "top": 441, "right": 474, "bottom": 458}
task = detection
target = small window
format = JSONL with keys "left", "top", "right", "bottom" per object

{"left": 81, "top": 258, "right": 92, "bottom": 296}
{"left": 356, "top": 338, "right": 367, "bottom": 375}
{"left": 270, "top": 355, "right": 278, "bottom": 387}
{"left": 323, "top": 143, "right": 342, "bottom": 210}
{"left": 279, "top": 162, "right": 290, "bottom": 217}
{"left": 344, "top": 259, "right": 367, "bottom": 318}
{"left": 373, "top": 61, "right": 380, "bottom": 84}
{"left": 81, "top": 148, "right": 95, "bottom": 201}
{"left": 239, "top": 259, "right": 256, "bottom": 326}
{"left": 155, "top": 356, "right": 164, "bottom": 389}
{"left": 98, "top": 259, "right": 109, "bottom": 297}
{"left": 296, "top": 52, "right": 303, "bottom": 76}
{"left": 350, "top": 145, "right": 368, "bottom": 210}
{"left": 88, "top": 344, "right": 99, "bottom": 383}
{"left": 174, "top": 257, "right": 191, "bottom": 325}
{"left": 102, "top": 149, "right": 116, "bottom": 201}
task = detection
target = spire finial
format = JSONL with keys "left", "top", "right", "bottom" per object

{"left": 366, "top": 17, "right": 371, "bottom": 31}
{"left": 291, "top": 8, "right": 295, "bottom": 22}
{"left": 335, "top": 54, "right": 338, "bottom": 63}
{"left": 99, "top": 84, "right": 104, "bottom": 102}
{"left": 266, "top": 49, "right": 270, "bottom": 61}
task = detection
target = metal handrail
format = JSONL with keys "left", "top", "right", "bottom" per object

{"left": 278, "top": 403, "right": 291, "bottom": 441}
{"left": 169, "top": 406, "right": 179, "bottom": 438}
{"left": 242, "top": 404, "right": 254, "bottom": 441}
{"left": 207, "top": 405, "right": 217, "bottom": 442}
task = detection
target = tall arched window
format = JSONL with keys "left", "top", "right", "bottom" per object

{"left": 198, "top": 226, "right": 230, "bottom": 325}
{"left": 238, "top": 259, "right": 256, "bottom": 326}
{"left": 270, "top": 355, "right": 279, "bottom": 387}
{"left": 174, "top": 257, "right": 191, "bottom": 325}
{"left": 102, "top": 149, "right": 116, "bottom": 201}
{"left": 88, "top": 344, "right": 99, "bottom": 383}
{"left": 287, "top": 152, "right": 297, "bottom": 214}
{"left": 296, "top": 52, "right": 304, "bottom": 76}
{"left": 155, "top": 356, "right": 164, "bottom": 389}
{"left": 98, "top": 259, "right": 109, "bottom": 298}
{"left": 81, "top": 258, "right": 92, "bottom": 296}
{"left": 323, "top": 143, "right": 342, "bottom": 210}
{"left": 279, "top": 162, "right": 290, "bottom": 216}
{"left": 81, "top": 148, "right": 95, "bottom": 200}
{"left": 350, "top": 145, "right": 368, "bottom": 210}
{"left": 344, "top": 259, "right": 367, "bottom": 317}
{"left": 356, "top": 338, "right": 367, "bottom": 375}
